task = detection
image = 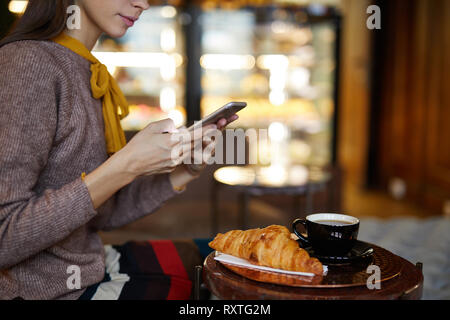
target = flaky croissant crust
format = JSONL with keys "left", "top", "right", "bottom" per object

{"left": 209, "top": 225, "right": 323, "bottom": 275}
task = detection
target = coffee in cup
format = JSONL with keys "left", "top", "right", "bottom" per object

{"left": 292, "top": 213, "right": 360, "bottom": 256}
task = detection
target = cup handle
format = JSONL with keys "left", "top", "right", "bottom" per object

{"left": 292, "top": 218, "right": 310, "bottom": 247}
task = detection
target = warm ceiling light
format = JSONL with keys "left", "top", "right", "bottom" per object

{"left": 200, "top": 54, "right": 255, "bottom": 70}
{"left": 257, "top": 55, "right": 289, "bottom": 70}
{"left": 160, "top": 5, "right": 177, "bottom": 18}
{"left": 9, "top": 0, "right": 28, "bottom": 14}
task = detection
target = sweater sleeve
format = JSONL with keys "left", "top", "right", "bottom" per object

{"left": 91, "top": 173, "right": 181, "bottom": 231}
{"left": 0, "top": 43, "right": 97, "bottom": 269}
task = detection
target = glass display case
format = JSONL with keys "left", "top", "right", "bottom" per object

{"left": 199, "top": 4, "right": 339, "bottom": 168}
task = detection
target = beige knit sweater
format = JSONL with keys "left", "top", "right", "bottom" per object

{"left": 0, "top": 40, "right": 178, "bottom": 300}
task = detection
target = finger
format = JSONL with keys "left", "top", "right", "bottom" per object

{"left": 205, "top": 124, "right": 218, "bottom": 131}
{"left": 161, "top": 134, "right": 182, "bottom": 149}
{"left": 187, "top": 129, "right": 209, "bottom": 147}
{"left": 148, "top": 118, "right": 177, "bottom": 133}
{"left": 163, "top": 129, "right": 193, "bottom": 149}
{"left": 217, "top": 115, "right": 239, "bottom": 130}
{"left": 202, "top": 131, "right": 216, "bottom": 146}
{"left": 180, "top": 125, "right": 217, "bottom": 153}
{"left": 180, "top": 147, "right": 194, "bottom": 163}
{"left": 228, "top": 114, "right": 239, "bottom": 123}
{"left": 181, "top": 138, "right": 202, "bottom": 154}
{"left": 181, "top": 135, "right": 203, "bottom": 153}
{"left": 159, "top": 167, "right": 177, "bottom": 174}
{"left": 170, "top": 141, "right": 190, "bottom": 161}
{"left": 165, "top": 156, "right": 182, "bottom": 168}
{"left": 203, "top": 141, "right": 217, "bottom": 163}
{"left": 223, "top": 115, "right": 239, "bottom": 129}
{"left": 216, "top": 118, "right": 227, "bottom": 129}
{"left": 203, "top": 125, "right": 219, "bottom": 138}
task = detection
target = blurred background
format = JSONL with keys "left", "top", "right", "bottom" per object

{"left": 1, "top": 0, "right": 449, "bottom": 260}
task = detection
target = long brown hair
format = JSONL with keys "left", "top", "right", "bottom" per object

{"left": 0, "top": 0, "right": 74, "bottom": 48}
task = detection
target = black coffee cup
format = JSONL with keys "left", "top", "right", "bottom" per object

{"left": 292, "top": 213, "right": 360, "bottom": 256}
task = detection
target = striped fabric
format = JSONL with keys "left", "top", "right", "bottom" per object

{"left": 79, "top": 239, "right": 213, "bottom": 300}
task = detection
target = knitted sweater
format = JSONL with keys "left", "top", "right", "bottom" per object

{"left": 0, "top": 40, "right": 178, "bottom": 300}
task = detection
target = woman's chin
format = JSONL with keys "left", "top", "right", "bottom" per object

{"left": 105, "top": 27, "right": 128, "bottom": 39}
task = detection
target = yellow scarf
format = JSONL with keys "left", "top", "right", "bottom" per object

{"left": 52, "top": 33, "right": 129, "bottom": 156}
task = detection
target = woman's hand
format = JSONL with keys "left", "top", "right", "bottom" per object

{"left": 183, "top": 114, "right": 240, "bottom": 176}
{"left": 83, "top": 116, "right": 240, "bottom": 209}
{"left": 116, "top": 118, "right": 201, "bottom": 179}
{"left": 216, "top": 114, "right": 239, "bottom": 131}
{"left": 83, "top": 118, "right": 202, "bottom": 209}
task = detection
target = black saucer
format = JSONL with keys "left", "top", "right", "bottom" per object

{"left": 300, "top": 240, "right": 374, "bottom": 265}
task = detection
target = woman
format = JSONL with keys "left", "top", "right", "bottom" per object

{"left": 0, "top": 0, "right": 237, "bottom": 300}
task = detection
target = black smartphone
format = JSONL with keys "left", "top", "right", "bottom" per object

{"left": 188, "top": 102, "right": 247, "bottom": 131}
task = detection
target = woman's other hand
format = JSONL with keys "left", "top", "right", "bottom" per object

{"left": 216, "top": 114, "right": 239, "bottom": 131}
{"left": 183, "top": 114, "right": 240, "bottom": 176}
{"left": 117, "top": 119, "right": 199, "bottom": 178}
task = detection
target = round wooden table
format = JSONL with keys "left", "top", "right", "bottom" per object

{"left": 203, "top": 243, "right": 424, "bottom": 300}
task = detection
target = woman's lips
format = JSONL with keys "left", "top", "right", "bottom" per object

{"left": 119, "top": 15, "right": 135, "bottom": 27}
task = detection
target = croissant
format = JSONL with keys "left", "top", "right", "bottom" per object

{"left": 209, "top": 225, "right": 323, "bottom": 275}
